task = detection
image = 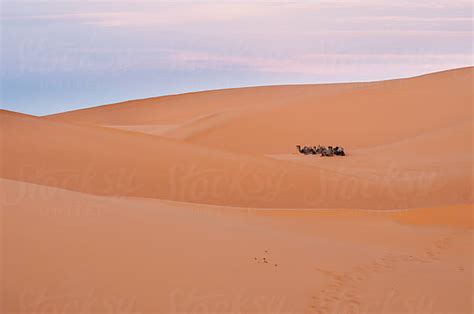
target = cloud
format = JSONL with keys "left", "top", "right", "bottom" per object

{"left": 167, "top": 50, "right": 473, "bottom": 76}
{"left": 1, "top": 3, "right": 273, "bottom": 27}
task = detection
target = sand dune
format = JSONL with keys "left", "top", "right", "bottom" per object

{"left": 182, "top": 67, "right": 473, "bottom": 154}
{"left": 1, "top": 105, "right": 471, "bottom": 209}
{"left": 46, "top": 83, "right": 368, "bottom": 126}
{"left": 269, "top": 121, "right": 473, "bottom": 206}
{"left": 1, "top": 109, "right": 368, "bottom": 209}
{"left": 3, "top": 67, "right": 472, "bottom": 209}
{"left": 1, "top": 67, "right": 473, "bottom": 313}
{"left": 46, "top": 67, "right": 472, "bottom": 156}
{"left": 2, "top": 179, "right": 472, "bottom": 313}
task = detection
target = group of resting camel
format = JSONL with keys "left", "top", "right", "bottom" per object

{"left": 296, "top": 145, "right": 345, "bottom": 157}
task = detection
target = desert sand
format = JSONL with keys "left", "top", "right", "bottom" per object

{"left": 1, "top": 67, "right": 473, "bottom": 313}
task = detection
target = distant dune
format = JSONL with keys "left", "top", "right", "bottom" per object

{"left": 46, "top": 67, "right": 472, "bottom": 154}
{"left": 1, "top": 67, "right": 473, "bottom": 313}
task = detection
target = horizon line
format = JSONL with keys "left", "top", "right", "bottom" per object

{"left": 3, "top": 65, "right": 472, "bottom": 117}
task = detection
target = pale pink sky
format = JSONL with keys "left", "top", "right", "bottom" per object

{"left": 2, "top": 0, "right": 473, "bottom": 114}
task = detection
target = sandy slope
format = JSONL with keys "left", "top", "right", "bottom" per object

{"left": 182, "top": 67, "right": 472, "bottom": 154}
{"left": 2, "top": 109, "right": 365, "bottom": 209}
{"left": 1, "top": 108, "right": 470, "bottom": 209}
{"left": 269, "top": 121, "right": 473, "bottom": 207}
{"left": 2, "top": 179, "right": 472, "bottom": 314}
{"left": 46, "top": 67, "right": 472, "bottom": 155}
{"left": 106, "top": 110, "right": 243, "bottom": 139}
{"left": 45, "top": 83, "right": 367, "bottom": 126}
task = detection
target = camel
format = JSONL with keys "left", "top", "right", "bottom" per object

{"left": 321, "top": 147, "right": 334, "bottom": 157}
{"left": 296, "top": 145, "right": 314, "bottom": 155}
{"left": 334, "top": 146, "right": 345, "bottom": 156}
{"left": 313, "top": 145, "right": 324, "bottom": 155}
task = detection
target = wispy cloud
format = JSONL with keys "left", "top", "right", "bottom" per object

{"left": 168, "top": 50, "right": 473, "bottom": 75}
{"left": 1, "top": 3, "right": 272, "bottom": 27}
{"left": 3, "top": 0, "right": 472, "bottom": 29}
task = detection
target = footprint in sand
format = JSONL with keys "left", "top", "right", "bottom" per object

{"left": 254, "top": 250, "right": 278, "bottom": 267}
